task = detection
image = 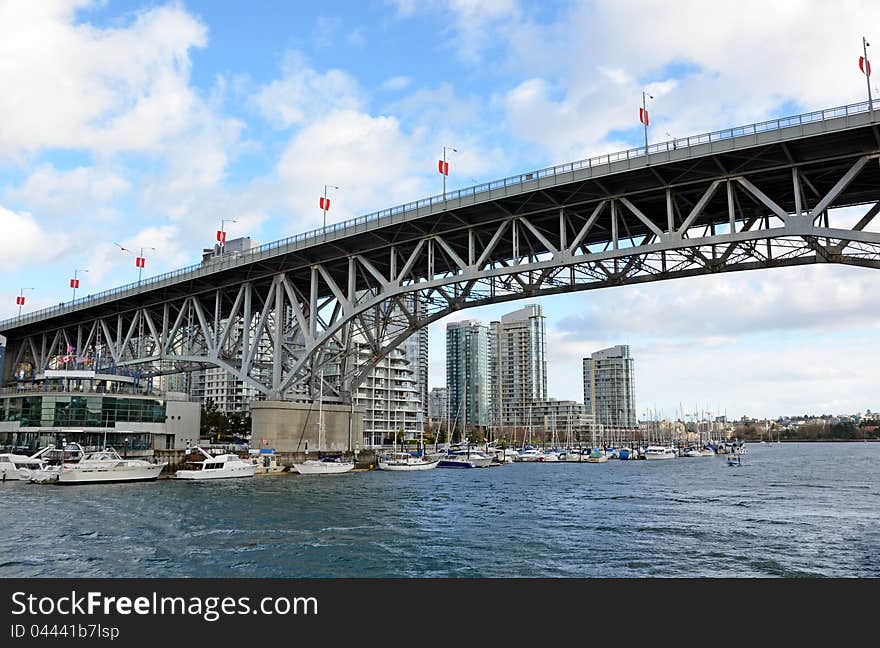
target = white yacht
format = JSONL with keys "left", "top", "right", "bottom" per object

{"left": 541, "top": 450, "right": 561, "bottom": 462}
{"left": 55, "top": 446, "right": 166, "bottom": 484}
{"left": 585, "top": 448, "right": 609, "bottom": 463}
{"left": 249, "top": 449, "right": 286, "bottom": 474}
{"left": 378, "top": 452, "right": 439, "bottom": 471}
{"left": 515, "top": 448, "right": 545, "bottom": 462}
{"left": 645, "top": 445, "right": 677, "bottom": 460}
{"left": 175, "top": 447, "right": 256, "bottom": 480}
{"left": 681, "top": 446, "right": 704, "bottom": 458}
{"left": 292, "top": 456, "right": 355, "bottom": 475}
{"left": 0, "top": 451, "right": 46, "bottom": 481}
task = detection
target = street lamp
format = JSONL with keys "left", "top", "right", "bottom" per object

{"left": 640, "top": 91, "right": 654, "bottom": 155}
{"left": 320, "top": 185, "right": 339, "bottom": 228}
{"left": 114, "top": 243, "right": 157, "bottom": 283}
{"left": 15, "top": 287, "right": 34, "bottom": 317}
{"left": 440, "top": 145, "right": 457, "bottom": 201}
{"left": 862, "top": 37, "right": 874, "bottom": 114}
{"left": 217, "top": 219, "right": 237, "bottom": 255}
{"left": 70, "top": 268, "right": 88, "bottom": 301}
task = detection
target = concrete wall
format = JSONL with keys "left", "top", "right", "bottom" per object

{"left": 164, "top": 397, "right": 200, "bottom": 450}
{"left": 251, "top": 401, "right": 364, "bottom": 459}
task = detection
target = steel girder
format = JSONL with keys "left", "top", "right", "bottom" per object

{"left": 5, "top": 154, "right": 880, "bottom": 403}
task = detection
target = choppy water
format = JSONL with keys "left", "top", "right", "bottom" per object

{"left": 1, "top": 442, "right": 878, "bottom": 578}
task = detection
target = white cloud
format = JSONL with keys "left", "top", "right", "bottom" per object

{"left": 250, "top": 52, "right": 364, "bottom": 128}
{"left": 0, "top": 205, "right": 68, "bottom": 271}
{"left": 381, "top": 76, "right": 412, "bottom": 91}
{"left": 5, "top": 164, "right": 130, "bottom": 216}
{"left": 0, "top": 1, "right": 209, "bottom": 159}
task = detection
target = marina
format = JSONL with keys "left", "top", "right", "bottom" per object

{"left": 1, "top": 442, "right": 877, "bottom": 578}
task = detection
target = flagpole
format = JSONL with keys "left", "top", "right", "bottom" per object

{"left": 864, "top": 36, "right": 873, "bottom": 115}
{"left": 71, "top": 268, "right": 88, "bottom": 301}
{"left": 642, "top": 91, "right": 649, "bottom": 154}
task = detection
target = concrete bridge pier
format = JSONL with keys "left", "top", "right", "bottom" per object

{"left": 250, "top": 401, "right": 364, "bottom": 467}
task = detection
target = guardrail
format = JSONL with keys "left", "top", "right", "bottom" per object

{"left": 1, "top": 98, "right": 873, "bottom": 331}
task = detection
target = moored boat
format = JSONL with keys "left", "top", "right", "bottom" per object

{"left": 292, "top": 456, "right": 355, "bottom": 475}
{"left": 645, "top": 445, "right": 677, "bottom": 460}
{"left": 175, "top": 447, "right": 255, "bottom": 480}
{"left": 378, "top": 452, "right": 439, "bottom": 471}
{"left": 585, "top": 448, "right": 608, "bottom": 463}
{"left": 55, "top": 445, "right": 166, "bottom": 484}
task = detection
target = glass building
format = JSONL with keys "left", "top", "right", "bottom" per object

{"left": 582, "top": 345, "right": 637, "bottom": 434}
{"left": 446, "top": 320, "right": 490, "bottom": 430}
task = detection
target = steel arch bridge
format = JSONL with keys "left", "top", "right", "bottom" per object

{"left": 3, "top": 101, "right": 880, "bottom": 403}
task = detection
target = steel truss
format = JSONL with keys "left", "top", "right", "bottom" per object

{"left": 7, "top": 155, "right": 880, "bottom": 403}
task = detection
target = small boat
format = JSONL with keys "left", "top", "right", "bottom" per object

{"left": 560, "top": 449, "right": 585, "bottom": 462}
{"left": 617, "top": 447, "right": 632, "bottom": 460}
{"left": 249, "top": 448, "right": 286, "bottom": 474}
{"left": 700, "top": 447, "right": 716, "bottom": 456}
{"left": 681, "top": 446, "right": 704, "bottom": 458}
{"left": 56, "top": 445, "right": 166, "bottom": 484}
{"left": 516, "top": 448, "right": 545, "bottom": 462}
{"left": 585, "top": 449, "right": 608, "bottom": 463}
{"left": 438, "top": 448, "right": 494, "bottom": 468}
{"left": 175, "top": 447, "right": 256, "bottom": 480}
{"left": 541, "top": 450, "right": 561, "bottom": 462}
{"left": 378, "top": 452, "right": 439, "bottom": 471}
{"left": 727, "top": 455, "right": 742, "bottom": 467}
{"left": 292, "top": 456, "right": 355, "bottom": 475}
{"left": 645, "top": 445, "right": 677, "bottom": 460}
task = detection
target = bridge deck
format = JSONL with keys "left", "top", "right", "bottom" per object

{"left": 3, "top": 100, "right": 880, "bottom": 337}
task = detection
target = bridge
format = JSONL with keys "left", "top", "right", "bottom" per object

{"left": 2, "top": 100, "right": 880, "bottom": 405}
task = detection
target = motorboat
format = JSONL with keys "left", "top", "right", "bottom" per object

{"left": 175, "top": 447, "right": 256, "bottom": 480}
{"left": 54, "top": 445, "right": 166, "bottom": 484}
{"left": 541, "top": 450, "right": 561, "bottom": 462}
{"left": 378, "top": 452, "right": 439, "bottom": 471}
{"left": 0, "top": 451, "right": 46, "bottom": 481}
{"left": 645, "top": 445, "right": 677, "bottom": 460}
{"left": 585, "top": 448, "right": 608, "bottom": 463}
{"left": 681, "top": 446, "right": 704, "bottom": 458}
{"left": 292, "top": 456, "right": 355, "bottom": 475}
{"left": 727, "top": 454, "right": 742, "bottom": 467}
{"left": 700, "top": 447, "right": 716, "bottom": 456}
{"left": 515, "top": 448, "right": 545, "bottom": 462}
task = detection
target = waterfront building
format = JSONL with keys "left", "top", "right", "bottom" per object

{"left": 489, "top": 304, "right": 547, "bottom": 426}
{"left": 428, "top": 386, "right": 448, "bottom": 422}
{"left": 446, "top": 320, "right": 491, "bottom": 430}
{"left": 406, "top": 327, "right": 429, "bottom": 417}
{"left": 345, "top": 342, "right": 422, "bottom": 447}
{"left": 0, "top": 369, "right": 199, "bottom": 455}
{"left": 526, "top": 399, "right": 593, "bottom": 444}
{"left": 583, "top": 345, "right": 637, "bottom": 435}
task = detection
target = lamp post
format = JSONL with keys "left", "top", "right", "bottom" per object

{"left": 641, "top": 91, "right": 654, "bottom": 155}
{"left": 70, "top": 268, "right": 88, "bottom": 301}
{"left": 863, "top": 36, "right": 873, "bottom": 114}
{"left": 15, "top": 287, "right": 34, "bottom": 317}
{"left": 114, "top": 243, "right": 157, "bottom": 283}
{"left": 440, "top": 145, "right": 457, "bottom": 203}
{"left": 321, "top": 185, "right": 339, "bottom": 228}
{"left": 218, "top": 219, "right": 236, "bottom": 255}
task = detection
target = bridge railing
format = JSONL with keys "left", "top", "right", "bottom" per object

{"left": 1, "top": 99, "right": 873, "bottom": 331}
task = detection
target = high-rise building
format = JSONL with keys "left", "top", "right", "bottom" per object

{"left": 583, "top": 345, "right": 637, "bottom": 433}
{"left": 406, "top": 327, "right": 429, "bottom": 416}
{"left": 446, "top": 320, "right": 490, "bottom": 429}
{"left": 527, "top": 399, "right": 594, "bottom": 444}
{"left": 489, "top": 304, "right": 547, "bottom": 426}
{"left": 428, "top": 387, "right": 448, "bottom": 422}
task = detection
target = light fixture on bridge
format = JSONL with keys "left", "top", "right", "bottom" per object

{"left": 321, "top": 186, "right": 339, "bottom": 228}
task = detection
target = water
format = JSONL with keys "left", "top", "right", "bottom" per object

{"left": 2, "top": 443, "right": 879, "bottom": 578}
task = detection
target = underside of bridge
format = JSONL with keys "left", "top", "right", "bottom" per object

{"left": 3, "top": 105, "right": 880, "bottom": 404}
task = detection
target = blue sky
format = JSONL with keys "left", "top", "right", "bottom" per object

{"left": 2, "top": 0, "right": 880, "bottom": 419}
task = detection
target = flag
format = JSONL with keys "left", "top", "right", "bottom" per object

{"left": 639, "top": 107, "right": 649, "bottom": 125}
{"left": 15, "top": 296, "right": 24, "bottom": 305}
{"left": 438, "top": 160, "right": 449, "bottom": 175}
{"left": 319, "top": 196, "right": 330, "bottom": 210}
{"left": 67, "top": 344, "right": 75, "bottom": 354}
{"left": 216, "top": 230, "right": 226, "bottom": 243}
{"left": 860, "top": 55, "right": 872, "bottom": 77}
{"left": 136, "top": 257, "right": 145, "bottom": 268}
{"left": 70, "top": 279, "right": 79, "bottom": 288}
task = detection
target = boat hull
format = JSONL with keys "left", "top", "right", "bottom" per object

{"left": 378, "top": 459, "right": 439, "bottom": 471}
{"left": 175, "top": 465, "right": 256, "bottom": 479}
{"left": 292, "top": 461, "right": 354, "bottom": 475}
{"left": 57, "top": 463, "right": 166, "bottom": 484}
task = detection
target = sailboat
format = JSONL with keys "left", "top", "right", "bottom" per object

{"left": 292, "top": 371, "right": 355, "bottom": 475}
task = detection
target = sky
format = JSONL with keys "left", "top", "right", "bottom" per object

{"left": 1, "top": 0, "right": 880, "bottom": 420}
